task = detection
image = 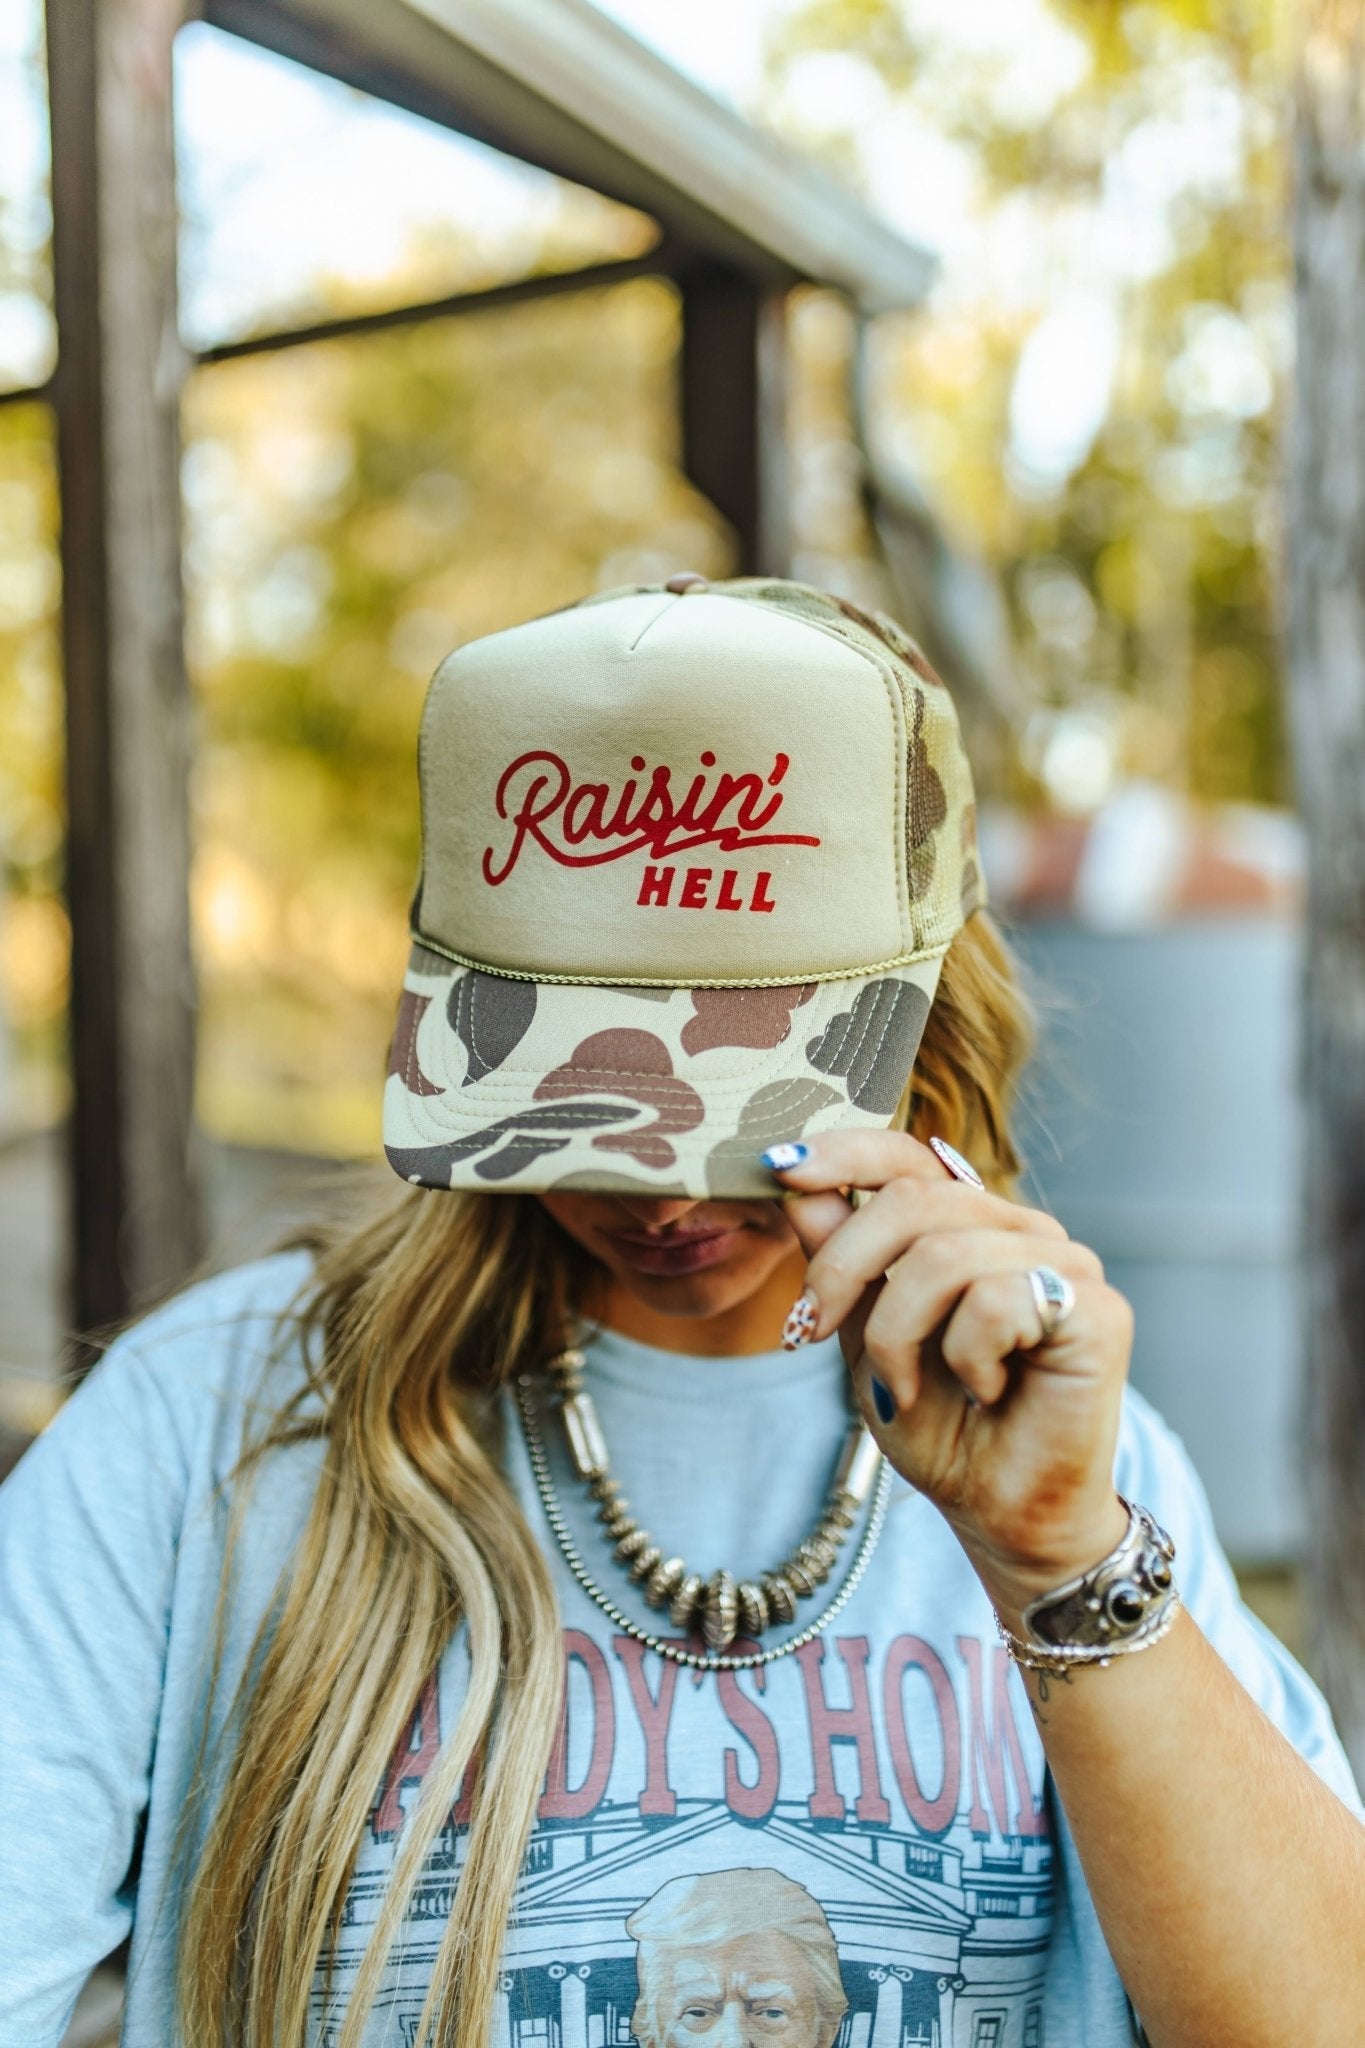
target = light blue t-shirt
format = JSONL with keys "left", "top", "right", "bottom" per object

{"left": 0, "top": 1250, "right": 1359, "bottom": 2048}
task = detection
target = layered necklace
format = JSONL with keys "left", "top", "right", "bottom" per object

{"left": 515, "top": 1342, "right": 891, "bottom": 1673}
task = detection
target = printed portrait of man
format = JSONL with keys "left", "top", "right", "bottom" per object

{"left": 625, "top": 1867, "right": 848, "bottom": 2046}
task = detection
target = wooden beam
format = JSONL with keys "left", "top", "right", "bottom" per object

{"left": 679, "top": 266, "right": 790, "bottom": 577}
{"left": 197, "top": 246, "right": 676, "bottom": 366}
{"left": 46, "top": 0, "right": 204, "bottom": 1361}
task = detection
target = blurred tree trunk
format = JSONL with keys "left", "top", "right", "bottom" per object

{"left": 1290, "top": 0, "right": 1365, "bottom": 1783}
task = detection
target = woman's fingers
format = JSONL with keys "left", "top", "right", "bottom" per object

{"left": 854, "top": 1232, "right": 1104, "bottom": 1405}
{"left": 937, "top": 1270, "right": 1074, "bottom": 1405}
{"left": 767, "top": 1130, "right": 1071, "bottom": 1348}
{"left": 766, "top": 1128, "right": 953, "bottom": 1196}
{"left": 793, "top": 1178, "right": 1067, "bottom": 1339}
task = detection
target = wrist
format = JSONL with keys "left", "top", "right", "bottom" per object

{"left": 961, "top": 1494, "right": 1133, "bottom": 1634}
{"left": 978, "top": 1497, "right": 1181, "bottom": 1683}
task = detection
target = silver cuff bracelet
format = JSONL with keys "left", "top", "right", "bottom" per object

{"left": 997, "top": 1497, "right": 1179, "bottom": 1675}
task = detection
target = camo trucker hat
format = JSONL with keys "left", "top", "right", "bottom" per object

{"left": 382, "top": 575, "right": 983, "bottom": 1199}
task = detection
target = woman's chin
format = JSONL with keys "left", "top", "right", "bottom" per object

{"left": 609, "top": 1262, "right": 759, "bottom": 1320}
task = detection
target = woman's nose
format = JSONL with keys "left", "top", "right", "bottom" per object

{"left": 612, "top": 1197, "right": 706, "bottom": 1231}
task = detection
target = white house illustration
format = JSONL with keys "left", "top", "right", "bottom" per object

{"left": 318, "top": 1799, "right": 1051, "bottom": 2048}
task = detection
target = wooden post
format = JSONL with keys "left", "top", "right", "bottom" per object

{"left": 46, "top": 0, "right": 203, "bottom": 1360}
{"left": 679, "top": 265, "right": 790, "bottom": 575}
{"left": 1289, "top": 0, "right": 1365, "bottom": 1782}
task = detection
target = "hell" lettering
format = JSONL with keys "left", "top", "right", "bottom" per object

{"left": 637, "top": 865, "right": 777, "bottom": 913}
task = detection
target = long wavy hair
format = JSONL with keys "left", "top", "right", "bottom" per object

{"left": 157, "top": 906, "right": 1033, "bottom": 2048}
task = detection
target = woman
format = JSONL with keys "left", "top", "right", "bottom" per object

{"left": 0, "top": 576, "right": 1360, "bottom": 2048}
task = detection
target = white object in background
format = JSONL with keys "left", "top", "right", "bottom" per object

{"left": 1073, "top": 781, "right": 1190, "bottom": 930}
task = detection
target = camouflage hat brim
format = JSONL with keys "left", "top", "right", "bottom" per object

{"left": 382, "top": 940, "right": 944, "bottom": 1199}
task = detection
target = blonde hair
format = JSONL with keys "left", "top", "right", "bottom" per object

{"left": 165, "top": 907, "right": 1033, "bottom": 2048}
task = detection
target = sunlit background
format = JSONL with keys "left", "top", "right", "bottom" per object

{"left": 0, "top": 0, "right": 1291, "bottom": 1150}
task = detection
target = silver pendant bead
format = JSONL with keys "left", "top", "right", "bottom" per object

{"left": 737, "top": 1581, "right": 770, "bottom": 1636}
{"left": 782, "top": 1555, "right": 818, "bottom": 1598}
{"left": 703, "top": 1570, "right": 739, "bottom": 1650}
{"left": 833, "top": 1426, "right": 882, "bottom": 1507}
{"left": 670, "top": 1572, "right": 706, "bottom": 1629}
{"left": 613, "top": 1526, "right": 652, "bottom": 1565}
{"left": 644, "top": 1556, "right": 687, "bottom": 1608}
{"left": 628, "top": 1542, "right": 663, "bottom": 1584}
{"left": 794, "top": 1535, "right": 838, "bottom": 1584}
{"left": 550, "top": 1348, "right": 587, "bottom": 1398}
{"left": 630, "top": 1540, "right": 667, "bottom": 1581}
{"left": 761, "top": 1571, "right": 798, "bottom": 1624}
{"left": 561, "top": 1393, "right": 609, "bottom": 1478}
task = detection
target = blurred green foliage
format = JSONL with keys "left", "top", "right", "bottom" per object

{"left": 768, "top": 0, "right": 1289, "bottom": 808}
{"left": 0, "top": 403, "right": 63, "bottom": 1121}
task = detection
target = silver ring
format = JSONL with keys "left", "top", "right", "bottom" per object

{"left": 929, "top": 1136, "right": 985, "bottom": 1189}
{"left": 1026, "top": 1265, "right": 1076, "bottom": 1343}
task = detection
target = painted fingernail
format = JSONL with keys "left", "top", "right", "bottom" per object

{"left": 781, "top": 1293, "right": 819, "bottom": 1349}
{"left": 762, "top": 1141, "right": 810, "bottom": 1172}
{"left": 929, "top": 1136, "right": 985, "bottom": 1189}
{"left": 871, "top": 1377, "right": 897, "bottom": 1424}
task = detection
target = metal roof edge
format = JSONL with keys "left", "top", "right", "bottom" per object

{"left": 203, "top": 0, "right": 936, "bottom": 310}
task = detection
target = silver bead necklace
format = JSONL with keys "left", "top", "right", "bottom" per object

{"left": 515, "top": 1346, "right": 892, "bottom": 1673}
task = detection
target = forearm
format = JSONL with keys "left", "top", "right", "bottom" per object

{"left": 982, "top": 1589, "right": 1365, "bottom": 2048}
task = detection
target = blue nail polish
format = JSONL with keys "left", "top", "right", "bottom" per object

{"left": 871, "top": 1377, "right": 896, "bottom": 1425}
{"left": 761, "top": 1141, "right": 810, "bottom": 1172}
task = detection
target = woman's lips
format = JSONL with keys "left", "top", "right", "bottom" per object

{"left": 604, "top": 1226, "right": 743, "bottom": 1276}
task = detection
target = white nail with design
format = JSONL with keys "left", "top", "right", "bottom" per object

{"left": 782, "top": 1294, "right": 819, "bottom": 1350}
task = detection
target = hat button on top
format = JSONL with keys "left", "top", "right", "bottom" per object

{"left": 664, "top": 572, "right": 709, "bottom": 593}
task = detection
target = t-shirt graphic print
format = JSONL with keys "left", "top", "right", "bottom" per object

{"left": 317, "top": 1333, "right": 1055, "bottom": 2048}
{"left": 332, "top": 1622, "right": 1054, "bottom": 2048}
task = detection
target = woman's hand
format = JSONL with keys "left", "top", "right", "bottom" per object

{"left": 766, "top": 1130, "right": 1134, "bottom": 1621}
